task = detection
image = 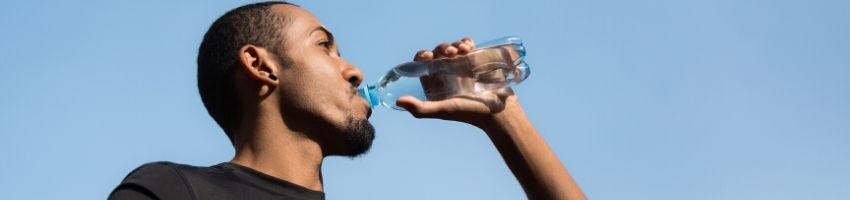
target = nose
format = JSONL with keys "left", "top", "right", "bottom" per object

{"left": 341, "top": 60, "right": 364, "bottom": 87}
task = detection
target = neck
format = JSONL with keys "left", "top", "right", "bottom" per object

{"left": 230, "top": 107, "right": 325, "bottom": 192}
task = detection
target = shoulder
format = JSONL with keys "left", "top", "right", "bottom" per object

{"left": 109, "top": 161, "right": 198, "bottom": 200}
{"left": 125, "top": 161, "right": 186, "bottom": 178}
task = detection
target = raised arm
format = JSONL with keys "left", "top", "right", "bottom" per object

{"left": 396, "top": 37, "right": 586, "bottom": 200}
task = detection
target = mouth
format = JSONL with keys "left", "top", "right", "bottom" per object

{"left": 365, "top": 106, "right": 373, "bottom": 118}
{"left": 351, "top": 86, "right": 373, "bottom": 118}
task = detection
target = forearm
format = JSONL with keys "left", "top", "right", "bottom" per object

{"left": 478, "top": 103, "right": 586, "bottom": 200}
{"left": 400, "top": 37, "right": 586, "bottom": 199}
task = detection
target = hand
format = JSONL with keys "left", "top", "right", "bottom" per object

{"left": 397, "top": 37, "right": 587, "bottom": 200}
{"left": 395, "top": 37, "right": 519, "bottom": 127}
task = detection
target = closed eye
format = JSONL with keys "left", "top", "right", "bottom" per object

{"left": 319, "top": 40, "right": 341, "bottom": 56}
{"left": 319, "top": 40, "right": 331, "bottom": 49}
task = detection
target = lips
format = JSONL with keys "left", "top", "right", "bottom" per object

{"left": 351, "top": 86, "right": 372, "bottom": 118}
{"left": 365, "top": 105, "right": 373, "bottom": 118}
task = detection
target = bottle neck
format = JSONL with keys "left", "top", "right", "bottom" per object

{"left": 358, "top": 85, "right": 379, "bottom": 108}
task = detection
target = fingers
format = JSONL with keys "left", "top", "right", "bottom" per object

{"left": 492, "top": 87, "right": 516, "bottom": 98}
{"left": 452, "top": 38, "right": 474, "bottom": 55}
{"left": 432, "top": 43, "right": 457, "bottom": 58}
{"left": 461, "top": 37, "right": 476, "bottom": 49}
{"left": 414, "top": 49, "right": 434, "bottom": 61}
{"left": 415, "top": 37, "right": 478, "bottom": 61}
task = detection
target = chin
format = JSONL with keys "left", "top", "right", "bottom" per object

{"left": 338, "top": 115, "right": 375, "bottom": 157}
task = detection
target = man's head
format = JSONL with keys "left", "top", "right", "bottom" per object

{"left": 198, "top": 2, "right": 374, "bottom": 157}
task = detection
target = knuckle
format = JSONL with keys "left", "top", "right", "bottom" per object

{"left": 414, "top": 50, "right": 433, "bottom": 60}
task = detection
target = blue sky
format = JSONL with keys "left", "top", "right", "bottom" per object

{"left": 1, "top": 0, "right": 848, "bottom": 199}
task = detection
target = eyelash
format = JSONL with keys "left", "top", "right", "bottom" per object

{"left": 319, "top": 41, "right": 331, "bottom": 49}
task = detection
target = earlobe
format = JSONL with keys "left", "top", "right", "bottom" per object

{"left": 238, "top": 45, "right": 279, "bottom": 86}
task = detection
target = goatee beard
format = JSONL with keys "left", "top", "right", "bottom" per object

{"left": 342, "top": 115, "right": 375, "bottom": 157}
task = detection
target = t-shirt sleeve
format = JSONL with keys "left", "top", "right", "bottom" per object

{"left": 108, "top": 162, "right": 194, "bottom": 200}
{"left": 108, "top": 184, "right": 156, "bottom": 200}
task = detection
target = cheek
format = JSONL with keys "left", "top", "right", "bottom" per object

{"left": 279, "top": 59, "right": 350, "bottom": 113}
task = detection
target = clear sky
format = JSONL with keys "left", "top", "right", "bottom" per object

{"left": 1, "top": 0, "right": 848, "bottom": 199}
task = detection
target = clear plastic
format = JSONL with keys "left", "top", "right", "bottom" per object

{"left": 359, "top": 36, "right": 530, "bottom": 110}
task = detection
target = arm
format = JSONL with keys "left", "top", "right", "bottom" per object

{"left": 109, "top": 184, "right": 157, "bottom": 200}
{"left": 396, "top": 38, "right": 586, "bottom": 200}
{"left": 479, "top": 97, "right": 585, "bottom": 200}
{"left": 108, "top": 162, "right": 193, "bottom": 200}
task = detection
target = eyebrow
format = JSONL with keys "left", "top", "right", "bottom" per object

{"left": 310, "top": 26, "right": 340, "bottom": 56}
{"left": 310, "top": 26, "right": 335, "bottom": 44}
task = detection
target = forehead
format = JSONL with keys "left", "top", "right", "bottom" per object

{"left": 270, "top": 4, "right": 324, "bottom": 39}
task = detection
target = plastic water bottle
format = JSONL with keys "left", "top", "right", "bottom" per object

{"left": 358, "top": 36, "right": 530, "bottom": 110}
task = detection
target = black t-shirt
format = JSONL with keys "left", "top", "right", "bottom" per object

{"left": 109, "top": 161, "right": 325, "bottom": 200}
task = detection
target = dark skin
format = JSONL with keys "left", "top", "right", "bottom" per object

{"left": 231, "top": 4, "right": 586, "bottom": 200}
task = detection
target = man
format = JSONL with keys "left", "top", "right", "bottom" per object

{"left": 109, "top": 2, "right": 585, "bottom": 200}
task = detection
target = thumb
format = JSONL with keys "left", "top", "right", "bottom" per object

{"left": 396, "top": 96, "right": 446, "bottom": 118}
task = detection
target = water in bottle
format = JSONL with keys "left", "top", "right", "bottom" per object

{"left": 358, "top": 36, "right": 530, "bottom": 110}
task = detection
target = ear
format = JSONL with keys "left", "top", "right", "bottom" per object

{"left": 238, "top": 45, "right": 280, "bottom": 86}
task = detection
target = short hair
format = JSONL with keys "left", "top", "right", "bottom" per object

{"left": 197, "top": 1, "right": 298, "bottom": 143}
